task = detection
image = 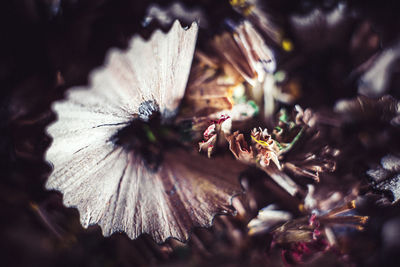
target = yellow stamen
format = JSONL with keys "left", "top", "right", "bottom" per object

{"left": 251, "top": 135, "right": 273, "bottom": 147}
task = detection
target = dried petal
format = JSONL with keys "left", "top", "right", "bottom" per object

{"left": 227, "top": 131, "right": 254, "bottom": 164}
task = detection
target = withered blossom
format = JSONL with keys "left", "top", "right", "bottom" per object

{"left": 227, "top": 131, "right": 254, "bottom": 164}
{"left": 250, "top": 127, "right": 281, "bottom": 169}
{"left": 227, "top": 128, "right": 300, "bottom": 196}
{"left": 227, "top": 127, "right": 281, "bottom": 169}
{"left": 45, "top": 21, "right": 246, "bottom": 243}
{"left": 182, "top": 19, "right": 278, "bottom": 122}
{"left": 198, "top": 115, "right": 232, "bottom": 158}
{"left": 196, "top": 110, "right": 298, "bottom": 196}
{"left": 225, "top": 109, "right": 304, "bottom": 171}
{"left": 182, "top": 17, "right": 304, "bottom": 125}
{"left": 257, "top": 107, "right": 338, "bottom": 183}
{"left": 248, "top": 184, "right": 367, "bottom": 265}
{"left": 198, "top": 105, "right": 338, "bottom": 196}
{"left": 278, "top": 106, "right": 340, "bottom": 182}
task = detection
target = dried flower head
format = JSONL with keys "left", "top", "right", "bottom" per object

{"left": 198, "top": 115, "right": 232, "bottom": 158}
{"left": 278, "top": 106, "right": 340, "bottom": 182}
{"left": 45, "top": 21, "right": 245, "bottom": 243}
{"left": 248, "top": 184, "right": 367, "bottom": 265}
{"left": 227, "top": 131, "right": 254, "bottom": 164}
{"left": 182, "top": 19, "right": 276, "bottom": 122}
{"left": 251, "top": 127, "right": 281, "bottom": 169}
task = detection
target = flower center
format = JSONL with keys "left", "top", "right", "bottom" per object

{"left": 112, "top": 101, "right": 165, "bottom": 171}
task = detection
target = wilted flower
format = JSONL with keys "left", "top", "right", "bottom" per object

{"left": 227, "top": 131, "right": 254, "bottom": 164}
{"left": 45, "top": 21, "right": 246, "bottom": 243}
{"left": 250, "top": 127, "right": 281, "bottom": 169}
{"left": 182, "top": 18, "right": 278, "bottom": 122}
{"left": 199, "top": 115, "right": 232, "bottom": 158}
{"left": 198, "top": 105, "right": 338, "bottom": 196}
{"left": 278, "top": 106, "right": 340, "bottom": 182}
{"left": 248, "top": 184, "right": 367, "bottom": 265}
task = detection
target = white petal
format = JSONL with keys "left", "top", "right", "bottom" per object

{"left": 45, "top": 21, "right": 245, "bottom": 243}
